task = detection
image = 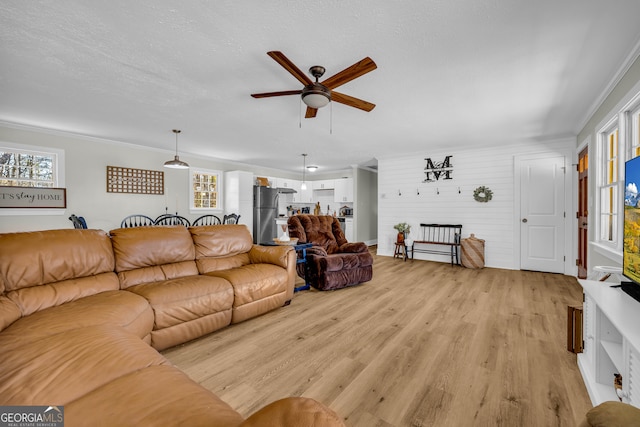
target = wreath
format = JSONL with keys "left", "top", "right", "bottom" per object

{"left": 473, "top": 186, "right": 493, "bottom": 203}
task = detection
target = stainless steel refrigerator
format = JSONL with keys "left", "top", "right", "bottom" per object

{"left": 253, "top": 186, "right": 279, "bottom": 244}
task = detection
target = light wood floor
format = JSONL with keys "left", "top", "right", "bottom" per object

{"left": 163, "top": 248, "right": 592, "bottom": 426}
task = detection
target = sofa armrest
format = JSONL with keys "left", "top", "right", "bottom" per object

{"left": 581, "top": 401, "right": 640, "bottom": 426}
{"left": 240, "top": 397, "right": 345, "bottom": 427}
{"left": 248, "top": 245, "right": 293, "bottom": 269}
{"left": 338, "top": 242, "right": 368, "bottom": 253}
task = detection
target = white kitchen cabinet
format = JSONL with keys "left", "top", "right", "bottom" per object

{"left": 312, "top": 179, "right": 335, "bottom": 190}
{"left": 297, "top": 182, "right": 314, "bottom": 203}
{"left": 275, "top": 178, "right": 296, "bottom": 189}
{"left": 344, "top": 218, "right": 354, "bottom": 242}
{"left": 334, "top": 178, "right": 354, "bottom": 203}
{"left": 578, "top": 279, "right": 640, "bottom": 408}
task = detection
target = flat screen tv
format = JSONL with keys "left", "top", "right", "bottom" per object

{"left": 622, "top": 156, "right": 640, "bottom": 303}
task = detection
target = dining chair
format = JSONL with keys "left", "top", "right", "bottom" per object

{"left": 223, "top": 213, "right": 240, "bottom": 224}
{"left": 192, "top": 214, "right": 222, "bottom": 226}
{"left": 69, "top": 214, "right": 87, "bottom": 229}
{"left": 154, "top": 214, "right": 191, "bottom": 226}
{"left": 120, "top": 214, "right": 156, "bottom": 228}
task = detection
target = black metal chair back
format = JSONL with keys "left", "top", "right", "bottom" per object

{"left": 192, "top": 215, "right": 222, "bottom": 226}
{"left": 154, "top": 215, "right": 191, "bottom": 226}
{"left": 223, "top": 213, "right": 240, "bottom": 224}
{"left": 69, "top": 214, "right": 87, "bottom": 229}
{"left": 121, "top": 214, "right": 155, "bottom": 228}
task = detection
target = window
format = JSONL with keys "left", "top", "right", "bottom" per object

{"left": 0, "top": 142, "right": 65, "bottom": 216}
{"left": 598, "top": 124, "right": 619, "bottom": 246}
{"left": 190, "top": 168, "right": 222, "bottom": 212}
{"left": 630, "top": 104, "right": 640, "bottom": 158}
{"left": 0, "top": 148, "right": 57, "bottom": 187}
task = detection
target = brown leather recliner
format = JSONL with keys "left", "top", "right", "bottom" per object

{"left": 288, "top": 215, "right": 373, "bottom": 290}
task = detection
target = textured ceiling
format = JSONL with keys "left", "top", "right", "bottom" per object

{"left": 1, "top": 1, "right": 640, "bottom": 174}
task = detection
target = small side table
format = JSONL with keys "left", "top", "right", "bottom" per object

{"left": 292, "top": 243, "right": 313, "bottom": 292}
{"left": 393, "top": 242, "right": 407, "bottom": 261}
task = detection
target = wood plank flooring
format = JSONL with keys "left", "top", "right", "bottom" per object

{"left": 162, "top": 248, "right": 592, "bottom": 426}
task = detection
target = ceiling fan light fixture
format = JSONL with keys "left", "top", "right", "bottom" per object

{"left": 164, "top": 129, "right": 189, "bottom": 169}
{"left": 301, "top": 84, "right": 331, "bottom": 109}
{"left": 306, "top": 165, "right": 318, "bottom": 172}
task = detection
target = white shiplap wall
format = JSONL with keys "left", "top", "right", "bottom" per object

{"left": 378, "top": 138, "right": 575, "bottom": 270}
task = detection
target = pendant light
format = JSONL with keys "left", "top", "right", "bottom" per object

{"left": 300, "top": 154, "right": 308, "bottom": 190}
{"left": 164, "top": 129, "right": 189, "bottom": 169}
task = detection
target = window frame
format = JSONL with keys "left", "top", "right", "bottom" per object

{"left": 189, "top": 167, "right": 223, "bottom": 214}
{"left": 596, "top": 118, "right": 621, "bottom": 251}
{"left": 0, "top": 141, "right": 65, "bottom": 216}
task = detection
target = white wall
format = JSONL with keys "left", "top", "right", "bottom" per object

{"left": 378, "top": 138, "right": 575, "bottom": 270}
{"left": 0, "top": 124, "right": 285, "bottom": 233}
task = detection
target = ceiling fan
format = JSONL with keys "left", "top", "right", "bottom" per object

{"left": 251, "top": 51, "right": 377, "bottom": 118}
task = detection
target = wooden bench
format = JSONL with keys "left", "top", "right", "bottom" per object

{"left": 409, "top": 224, "right": 462, "bottom": 265}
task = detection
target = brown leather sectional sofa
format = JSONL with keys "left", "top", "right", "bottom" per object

{"left": 0, "top": 224, "right": 345, "bottom": 427}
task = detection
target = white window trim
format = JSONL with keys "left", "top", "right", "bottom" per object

{"left": 595, "top": 116, "right": 622, "bottom": 251}
{"left": 0, "top": 141, "right": 65, "bottom": 216}
{"left": 189, "top": 167, "right": 223, "bottom": 214}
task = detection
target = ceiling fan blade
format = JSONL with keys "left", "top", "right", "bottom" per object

{"left": 305, "top": 107, "right": 318, "bottom": 118}
{"left": 321, "top": 57, "right": 377, "bottom": 90}
{"left": 267, "top": 51, "right": 313, "bottom": 86}
{"left": 331, "top": 91, "right": 376, "bottom": 112}
{"left": 251, "top": 90, "right": 302, "bottom": 98}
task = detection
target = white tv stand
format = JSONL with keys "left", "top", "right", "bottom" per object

{"left": 577, "top": 279, "right": 640, "bottom": 408}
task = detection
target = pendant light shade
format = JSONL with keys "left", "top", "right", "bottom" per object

{"left": 164, "top": 129, "right": 189, "bottom": 169}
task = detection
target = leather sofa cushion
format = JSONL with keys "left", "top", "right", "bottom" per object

{"left": 127, "top": 275, "right": 233, "bottom": 329}
{"left": 6, "top": 272, "right": 120, "bottom": 317}
{"left": 240, "top": 397, "right": 346, "bottom": 427}
{"left": 117, "top": 260, "right": 199, "bottom": 289}
{"left": 0, "top": 290, "right": 154, "bottom": 352}
{"left": 190, "top": 224, "right": 253, "bottom": 258}
{"left": 206, "top": 264, "right": 288, "bottom": 307}
{"left": 0, "top": 229, "right": 115, "bottom": 292}
{"left": 110, "top": 226, "right": 196, "bottom": 272}
{"left": 65, "top": 365, "right": 244, "bottom": 427}
{"left": 0, "top": 296, "right": 21, "bottom": 332}
{"left": 0, "top": 325, "right": 168, "bottom": 406}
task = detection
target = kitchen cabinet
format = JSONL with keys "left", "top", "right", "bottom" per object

{"left": 297, "top": 182, "right": 314, "bottom": 203}
{"left": 275, "top": 178, "right": 296, "bottom": 189}
{"left": 334, "top": 178, "right": 354, "bottom": 203}
{"left": 344, "top": 218, "right": 354, "bottom": 242}
{"left": 312, "top": 179, "right": 335, "bottom": 190}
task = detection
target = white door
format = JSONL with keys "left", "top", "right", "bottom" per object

{"left": 520, "top": 156, "right": 565, "bottom": 273}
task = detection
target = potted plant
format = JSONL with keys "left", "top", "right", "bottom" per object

{"left": 393, "top": 222, "right": 411, "bottom": 243}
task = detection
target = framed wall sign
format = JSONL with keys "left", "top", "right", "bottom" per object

{"left": 0, "top": 186, "right": 67, "bottom": 208}
{"left": 106, "top": 166, "right": 164, "bottom": 195}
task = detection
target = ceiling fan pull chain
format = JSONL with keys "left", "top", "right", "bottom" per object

{"left": 330, "top": 101, "right": 333, "bottom": 134}
{"left": 299, "top": 97, "right": 303, "bottom": 128}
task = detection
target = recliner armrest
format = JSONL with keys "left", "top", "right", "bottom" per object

{"left": 338, "top": 242, "right": 368, "bottom": 253}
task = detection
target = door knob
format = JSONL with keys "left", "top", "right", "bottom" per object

{"left": 582, "top": 222, "right": 588, "bottom": 226}
{"left": 522, "top": 218, "right": 528, "bottom": 223}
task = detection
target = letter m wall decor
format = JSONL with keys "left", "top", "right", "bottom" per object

{"left": 423, "top": 155, "right": 453, "bottom": 182}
